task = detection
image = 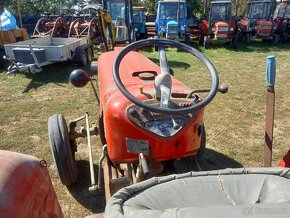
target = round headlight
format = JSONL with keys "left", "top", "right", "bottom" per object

{"left": 181, "top": 26, "right": 185, "bottom": 31}
{"left": 212, "top": 28, "right": 216, "bottom": 32}
{"left": 230, "top": 27, "right": 234, "bottom": 31}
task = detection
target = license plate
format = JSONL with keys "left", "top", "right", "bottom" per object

{"left": 126, "top": 138, "right": 150, "bottom": 155}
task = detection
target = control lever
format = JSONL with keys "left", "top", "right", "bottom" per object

{"left": 186, "top": 85, "right": 228, "bottom": 98}
{"left": 171, "top": 115, "right": 181, "bottom": 130}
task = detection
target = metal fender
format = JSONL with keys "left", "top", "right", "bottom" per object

{"left": 0, "top": 150, "right": 63, "bottom": 218}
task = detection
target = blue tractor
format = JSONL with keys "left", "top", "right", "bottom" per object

{"left": 155, "top": 0, "right": 189, "bottom": 43}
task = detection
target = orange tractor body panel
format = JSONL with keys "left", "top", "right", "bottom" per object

{"left": 98, "top": 48, "right": 204, "bottom": 163}
{"left": 0, "top": 150, "right": 63, "bottom": 218}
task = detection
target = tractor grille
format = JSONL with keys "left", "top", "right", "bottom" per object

{"left": 216, "top": 34, "right": 228, "bottom": 39}
{"left": 218, "top": 26, "right": 229, "bottom": 31}
{"left": 261, "top": 25, "right": 272, "bottom": 30}
{"left": 168, "top": 26, "right": 178, "bottom": 31}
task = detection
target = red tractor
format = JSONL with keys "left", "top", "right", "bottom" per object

{"left": 48, "top": 39, "right": 228, "bottom": 199}
{"left": 274, "top": 0, "right": 290, "bottom": 42}
{"left": 199, "top": 1, "right": 238, "bottom": 49}
{"left": 238, "top": 0, "right": 288, "bottom": 44}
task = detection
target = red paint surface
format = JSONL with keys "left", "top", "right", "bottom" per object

{"left": 0, "top": 150, "right": 63, "bottom": 218}
{"left": 278, "top": 150, "right": 290, "bottom": 167}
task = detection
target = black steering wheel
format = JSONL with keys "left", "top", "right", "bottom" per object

{"left": 113, "top": 39, "right": 219, "bottom": 115}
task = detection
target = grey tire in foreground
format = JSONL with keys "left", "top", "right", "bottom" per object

{"left": 48, "top": 114, "right": 77, "bottom": 186}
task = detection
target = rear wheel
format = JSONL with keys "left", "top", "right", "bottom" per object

{"left": 245, "top": 33, "right": 251, "bottom": 45}
{"left": 231, "top": 33, "right": 238, "bottom": 49}
{"left": 273, "top": 34, "right": 280, "bottom": 45}
{"left": 281, "top": 32, "right": 288, "bottom": 43}
{"left": 48, "top": 114, "right": 77, "bottom": 186}
{"left": 185, "top": 33, "right": 190, "bottom": 45}
{"left": 198, "top": 33, "right": 204, "bottom": 45}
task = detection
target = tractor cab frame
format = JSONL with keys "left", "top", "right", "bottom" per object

{"left": 199, "top": 0, "right": 238, "bottom": 48}
{"left": 133, "top": 6, "right": 148, "bottom": 40}
{"left": 155, "top": 0, "right": 189, "bottom": 43}
{"left": 103, "top": 0, "right": 135, "bottom": 45}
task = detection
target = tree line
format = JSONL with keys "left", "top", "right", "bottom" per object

{"left": 0, "top": 0, "right": 252, "bottom": 18}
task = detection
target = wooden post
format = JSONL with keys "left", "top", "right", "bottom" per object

{"left": 17, "top": 0, "right": 23, "bottom": 28}
{"left": 264, "top": 55, "right": 276, "bottom": 167}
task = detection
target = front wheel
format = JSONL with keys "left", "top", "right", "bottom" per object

{"left": 245, "top": 33, "right": 251, "bottom": 45}
{"left": 48, "top": 114, "right": 77, "bottom": 186}
{"left": 231, "top": 33, "right": 238, "bottom": 49}
{"left": 273, "top": 34, "right": 280, "bottom": 45}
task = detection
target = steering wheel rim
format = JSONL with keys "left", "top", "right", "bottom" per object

{"left": 113, "top": 39, "right": 219, "bottom": 115}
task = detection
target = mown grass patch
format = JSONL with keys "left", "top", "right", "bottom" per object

{"left": 1, "top": 40, "right": 290, "bottom": 217}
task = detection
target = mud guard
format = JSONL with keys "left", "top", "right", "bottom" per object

{"left": 0, "top": 150, "right": 63, "bottom": 217}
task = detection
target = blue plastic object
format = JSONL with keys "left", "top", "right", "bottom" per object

{"left": 266, "top": 55, "right": 276, "bottom": 87}
{"left": 0, "top": 9, "right": 18, "bottom": 31}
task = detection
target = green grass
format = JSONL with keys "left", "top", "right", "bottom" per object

{"left": 1, "top": 40, "right": 290, "bottom": 217}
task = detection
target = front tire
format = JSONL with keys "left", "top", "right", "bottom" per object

{"left": 203, "top": 36, "right": 209, "bottom": 49}
{"left": 48, "top": 114, "right": 77, "bottom": 186}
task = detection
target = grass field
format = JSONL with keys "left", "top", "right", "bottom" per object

{"left": 1, "top": 40, "right": 290, "bottom": 217}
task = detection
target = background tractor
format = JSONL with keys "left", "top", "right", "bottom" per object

{"left": 133, "top": 6, "right": 148, "bottom": 40}
{"left": 155, "top": 0, "right": 190, "bottom": 43}
{"left": 199, "top": 0, "right": 238, "bottom": 49}
{"left": 273, "top": 0, "right": 290, "bottom": 43}
{"left": 103, "top": 0, "right": 135, "bottom": 45}
{"left": 237, "top": 0, "right": 284, "bottom": 44}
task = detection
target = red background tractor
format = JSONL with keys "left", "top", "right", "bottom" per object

{"left": 238, "top": 0, "right": 289, "bottom": 44}
{"left": 199, "top": 1, "right": 238, "bottom": 48}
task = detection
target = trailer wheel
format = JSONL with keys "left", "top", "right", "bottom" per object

{"left": 80, "top": 49, "right": 89, "bottom": 66}
{"left": 196, "top": 124, "right": 206, "bottom": 159}
{"left": 87, "top": 47, "right": 93, "bottom": 63}
{"left": 48, "top": 114, "right": 77, "bottom": 186}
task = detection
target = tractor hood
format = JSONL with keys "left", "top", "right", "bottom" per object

{"left": 97, "top": 47, "right": 205, "bottom": 163}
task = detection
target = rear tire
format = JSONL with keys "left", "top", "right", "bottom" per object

{"left": 48, "top": 114, "right": 77, "bottom": 186}
{"left": 245, "top": 33, "right": 251, "bottom": 45}
{"left": 273, "top": 34, "right": 280, "bottom": 45}
{"left": 281, "top": 32, "right": 288, "bottom": 43}
{"left": 231, "top": 33, "right": 238, "bottom": 49}
{"left": 198, "top": 34, "right": 204, "bottom": 45}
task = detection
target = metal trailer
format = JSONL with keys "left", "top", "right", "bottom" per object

{"left": 3, "top": 36, "right": 93, "bottom": 75}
